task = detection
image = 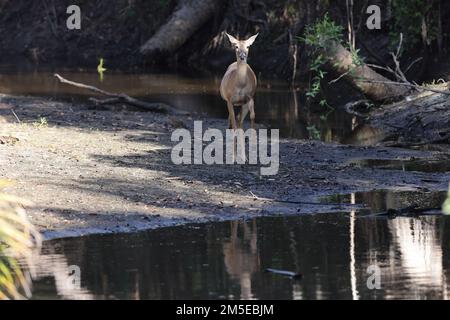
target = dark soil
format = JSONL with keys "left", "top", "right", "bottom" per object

{"left": 1, "top": 94, "right": 449, "bottom": 240}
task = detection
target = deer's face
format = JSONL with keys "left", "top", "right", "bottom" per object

{"left": 226, "top": 33, "right": 259, "bottom": 63}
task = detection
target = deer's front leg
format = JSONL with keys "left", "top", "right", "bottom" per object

{"left": 227, "top": 101, "right": 238, "bottom": 162}
{"left": 227, "top": 101, "right": 237, "bottom": 130}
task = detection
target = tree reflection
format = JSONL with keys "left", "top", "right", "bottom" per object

{"left": 28, "top": 193, "right": 450, "bottom": 300}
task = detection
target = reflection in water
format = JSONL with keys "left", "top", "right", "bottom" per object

{"left": 388, "top": 218, "right": 444, "bottom": 299}
{"left": 0, "top": 70, "right": 375, "bottom": 142}
{"left": 26, "top": 191, "right": 450, "bottom": 300}
{"left": 349, "top": 193, "right": 359, "bottom": 300}
{"left": 343, "top": 124, "right": 386, "bottom": 146}
{"left": 30, "top": 253, "right": 94, "bottom": 300}
{"left": 222, "top": 221, "right": 259, "bottom": 300}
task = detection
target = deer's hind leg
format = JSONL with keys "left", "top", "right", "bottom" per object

{"left": 235, "top": 104, "right": 249, "bottom": 163}
{"left": 238, "top": 104, "right": 249, "bottom": 129}
{"left": 248, "top": 98, "right": 255, "bottom": 129}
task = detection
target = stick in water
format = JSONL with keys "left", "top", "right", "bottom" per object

{"left": 53, "top": 73, "right": 185, "bottom": 114}
{"left": 265, "top": 268, "right": 303, "bottom": 279}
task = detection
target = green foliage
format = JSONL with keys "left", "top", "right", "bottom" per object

{"left": 443, "top": 184, "right": 450, "bottom": 215}
{"left": 302, "top": 14, "right": 344, "bottom": 51}
{"left": 349, "top": 46, "right": 364, "bottom": 67}
{"left": 300, "top": 14, "right": 347, "bottom": 125}
{"left": 301, "top": 14, "right": 343, "bottom": 104}
{"left": 391, "top": 0, "right": 440, "bottom": 49}
{"left": 97, "top": 58, "right": 107, "bottom": 82}
{"left": 307, "top": 125, "right": 321, "bottom": 140}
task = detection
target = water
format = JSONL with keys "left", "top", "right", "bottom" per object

{"left": 0, "top": 69, "right": 365, "bottom": 141}
{"left": 28, "top": 190, "right": 449, "bottom": 300}
{"left": 3, "top": 68, "right": 448, "bottom": 299}
{"left": 323, "top": 190, "right": 448, "bottom": 213}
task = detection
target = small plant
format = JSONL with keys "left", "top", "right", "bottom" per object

{"left": 307, "top": 125, "right": 321, "bottom": 140}
{"left": 319, "top": 102, "right": 335, "bottom": 121}
{"left": 32, "top": 117, "right": 48, "bottom": 128}
{"left": 349, "top": 46, "right": 364, "bottom": 68}
{"left": 301, "top": 14, "right": 344, "bottom": 52}
{"left": 443, "top": 183, "right": 450, "bottom": 215}
{"left": 300, "top": 14, "right": 345, "bottom": 116}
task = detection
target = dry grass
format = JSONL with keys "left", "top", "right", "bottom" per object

{"left": 0, "top": 180, "right": 41, "bottom": 300}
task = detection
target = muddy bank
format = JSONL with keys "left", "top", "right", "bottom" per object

{"left": 1, "top": 94, "right": 449, "bottom": 240}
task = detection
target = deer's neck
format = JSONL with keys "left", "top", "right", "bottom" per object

{"left": 236, "top": 61, "right": 248, "bottom": 85}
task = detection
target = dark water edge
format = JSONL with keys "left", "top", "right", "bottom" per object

{"left": 28, "top": 190, "right": 450, "bottom": 300}
{"left": 348, "top": 158, "right": 450, "bottom": 173}
{"left": 2, "top": 68, "right": 449, "bottom": 300}
{"left": 0, "top": 69, "right": 369, "bottom": 142}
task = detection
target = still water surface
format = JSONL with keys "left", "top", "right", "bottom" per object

{"left": 3, "top": 68, "right": 448, "bottom": 300}
{"left": 0, "top": 70, "right": 367, "bottom": 142}
{"left": 30, "top": 190, "right": 449, "bottom": 300}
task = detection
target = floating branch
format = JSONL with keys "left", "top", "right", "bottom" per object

{"left": 249, "top": 191, "right": 362, "bottom": 207}
{"left": 54, "top": 74, "right": 185, "bottom": 114}
{"left": 265, "top": 268, "right": 303, "bottom": 279}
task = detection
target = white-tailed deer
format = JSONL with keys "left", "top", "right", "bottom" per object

{"left": 220, "top": 33, "right": 258, "bottom": 131}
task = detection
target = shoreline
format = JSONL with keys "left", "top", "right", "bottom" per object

{"left": 1, "top": 94, "right": 449, "bottom": 241}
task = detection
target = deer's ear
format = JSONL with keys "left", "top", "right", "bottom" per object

{"left": 225, "top": 32, "right": 239, "bottom": 46}
{"left": 245, "top": 33, "right": 259, "bottom": 47}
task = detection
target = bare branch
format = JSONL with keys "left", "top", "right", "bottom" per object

{"left": 357, "top": 78, "right": 450, "bottom": 96}
{"left": 328, "top": 69, "right": 352, "bottom": 84}
{"left": 10, "top": 109, "right": 21, "bottom": 123}
{"left": 404, "top": 57, "right": 423, "bottom": 74}
{"left": 54, "top": 74, "right": 114, "bottom": 96}
{"left": 366, "top": 63, "right": 395, "bottom": 74}
{"left": 395, "top": 33, "right": 403, "bottom": 58}
{"left": 54, "top": 74, "right": 185, "bottom": 114}
{"left": 365, "top": 33, "right": 429, "bottom": 96}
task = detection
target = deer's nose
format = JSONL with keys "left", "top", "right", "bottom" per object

{"left": 239, "top": 51, "right": 247, "bottom": 61}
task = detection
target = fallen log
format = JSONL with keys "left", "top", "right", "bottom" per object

{"left": 140, "top": 0, "right": 220, "bottom": 56}
{"left": 367, "top": 89, "right": 450, "bottom": 146}
{"left": 54, "top": 74, "right": 184, "bottom": 114}
{"left": 324, "top": 41, "right": 410, "bottom": 101}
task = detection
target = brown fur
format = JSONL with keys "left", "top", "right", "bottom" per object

{"left": 220, "top": 62, "right": 257, "bottom": 106}
{"left": 220, "top": 33, "right": 258, "bottom": 130}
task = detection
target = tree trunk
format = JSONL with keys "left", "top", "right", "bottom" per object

{"left": 369, "top": 90, "right": 450, "bottom": 146}
{"left": 324, "top": 41, "right": 409, "bottom": 101}
{"left": 140, "top": 0, "right": 221, "bottom": 56}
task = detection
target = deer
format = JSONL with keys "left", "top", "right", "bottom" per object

{"left": 220, "top": 32, "right": 258, "bottom": 131}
